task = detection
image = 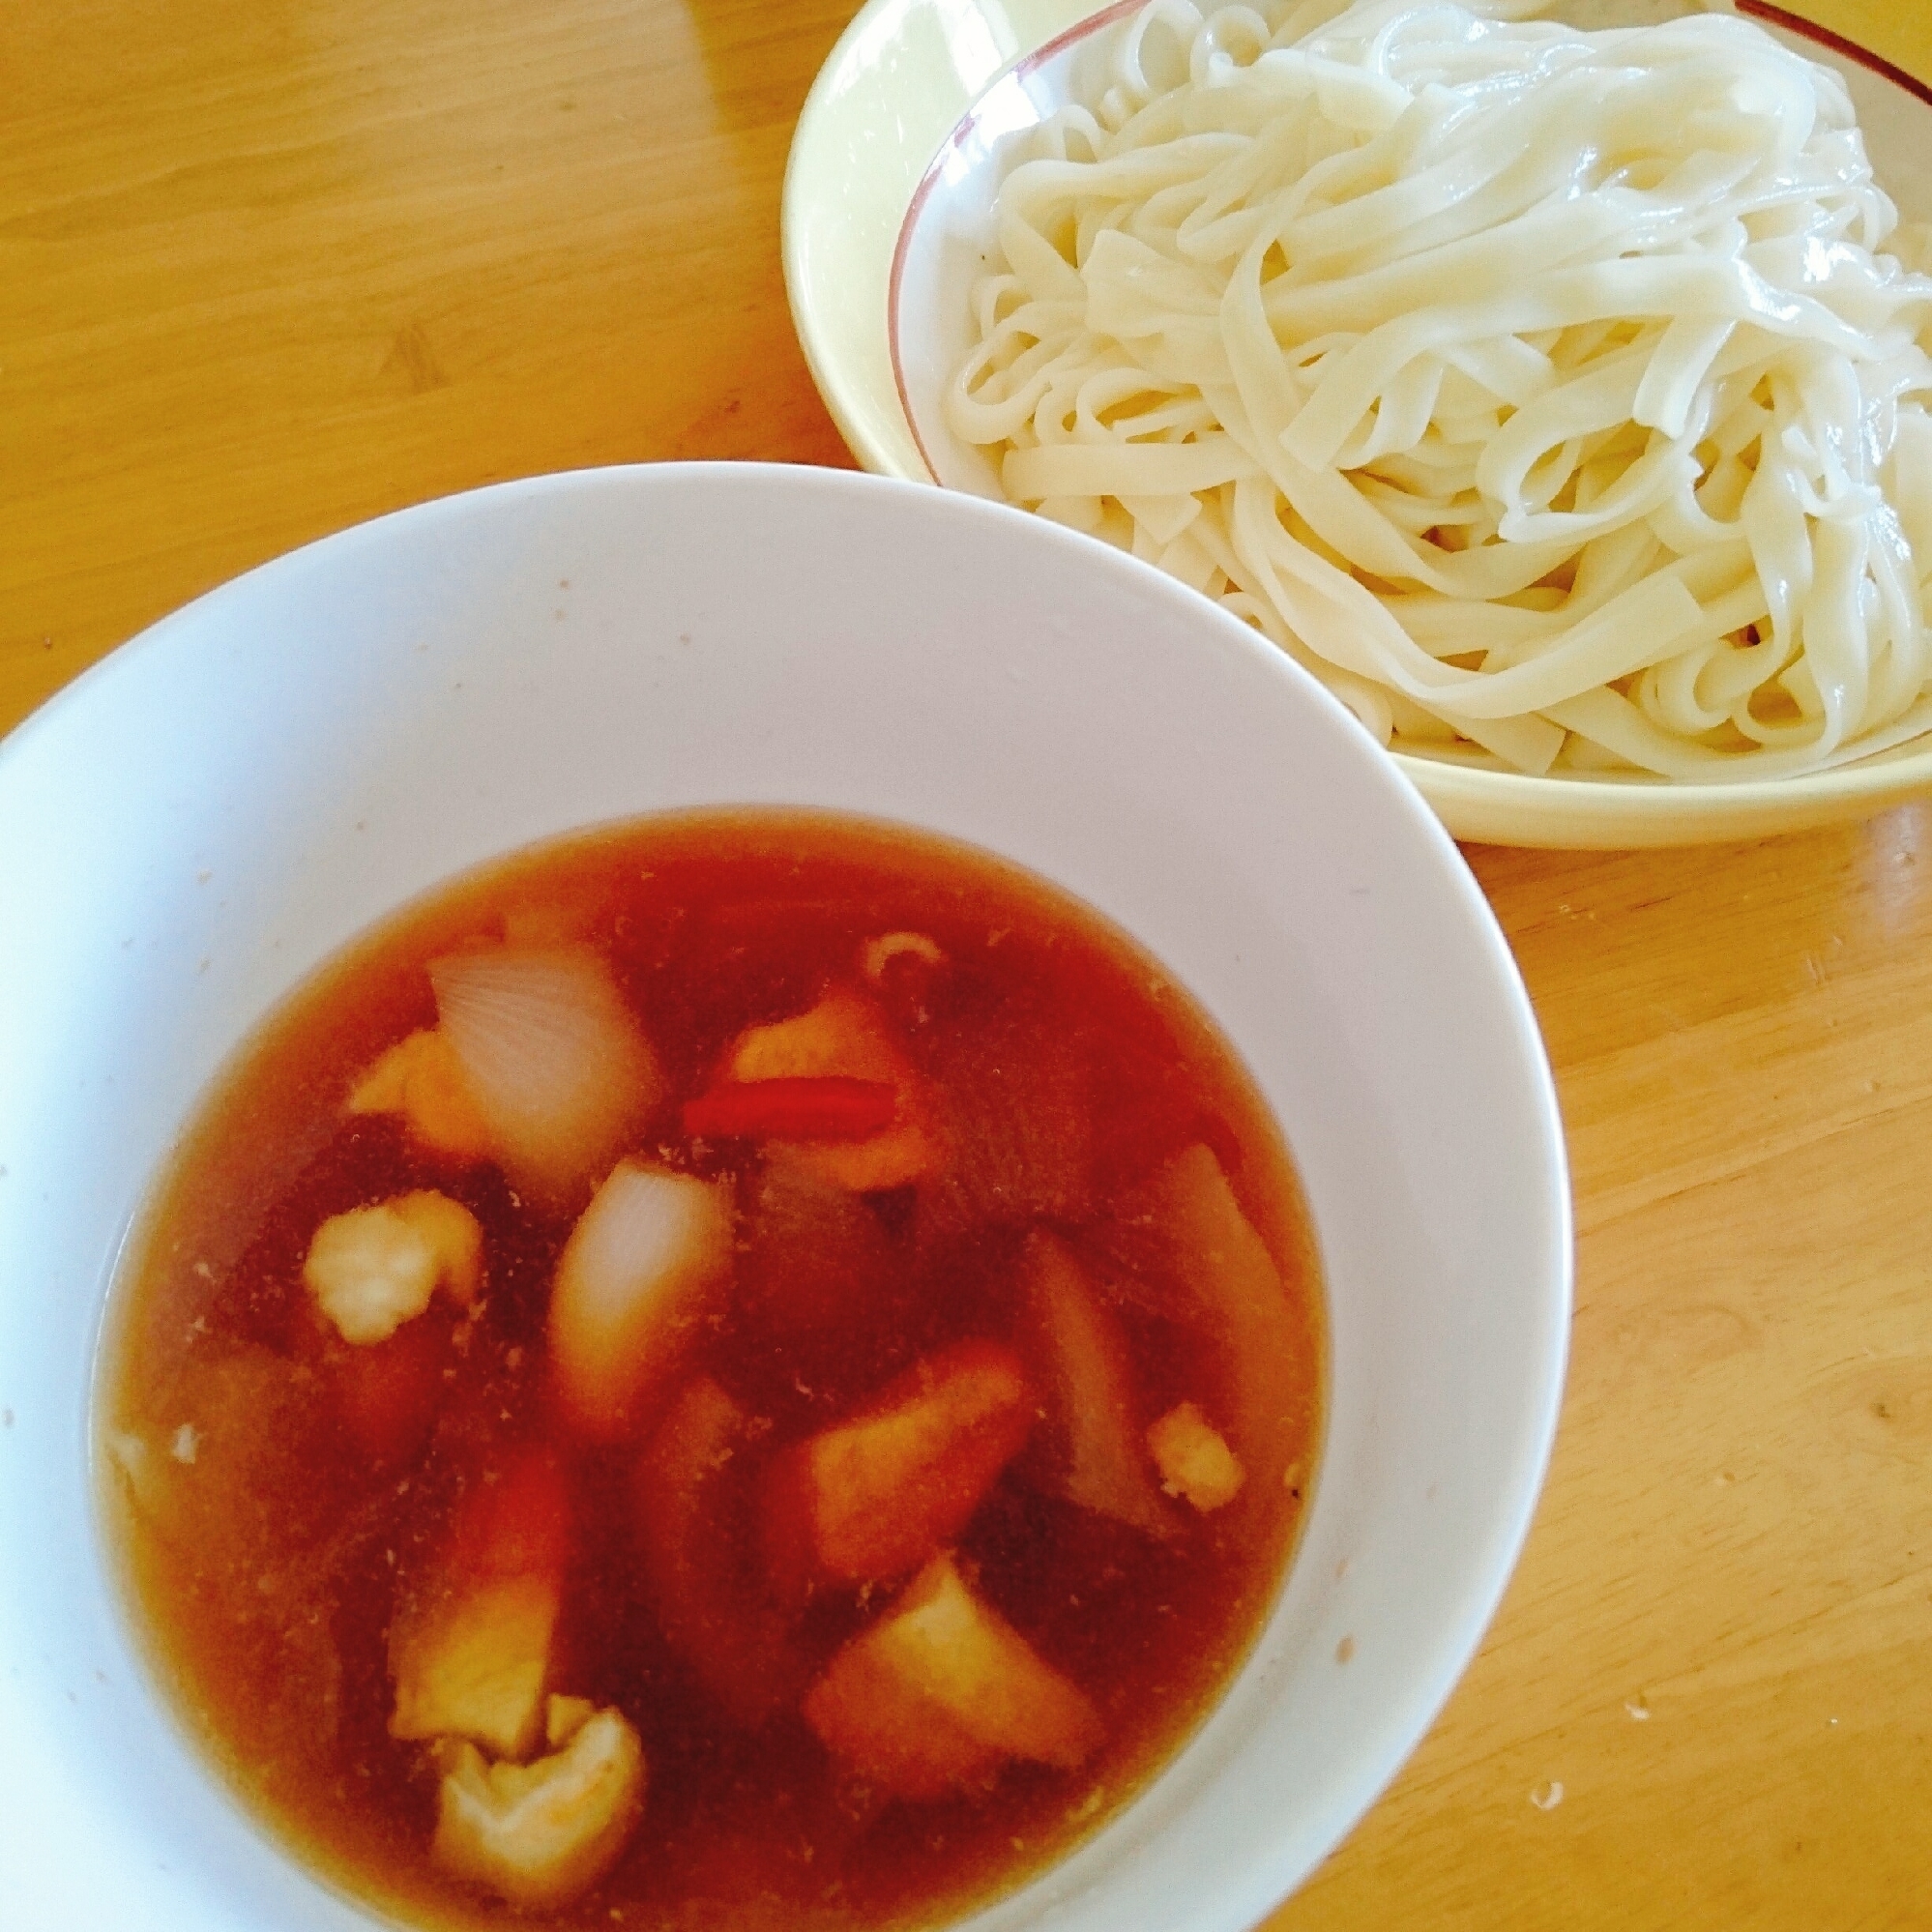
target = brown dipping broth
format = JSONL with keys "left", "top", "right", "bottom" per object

{"left": 97, "top": 808, "right": 1325, "bottom": 1932}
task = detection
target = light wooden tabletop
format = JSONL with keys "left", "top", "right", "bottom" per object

{"left": 6, "top": 2, "right": 1929, "bottom": 1927}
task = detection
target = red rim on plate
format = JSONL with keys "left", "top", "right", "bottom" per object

{"left": 888, "top": 0, "right": 1141, "bottom": 485}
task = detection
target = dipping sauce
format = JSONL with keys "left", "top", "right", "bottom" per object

{"left": 99, "top": 809, "right": 1324, "bottom": 1930}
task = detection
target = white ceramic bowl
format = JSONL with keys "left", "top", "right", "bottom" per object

{"left": 785, "top": 0, "right": 1932, "bottom": 847}
{"left": 0, "top": 464, "right": 1568, "bottom": 1931}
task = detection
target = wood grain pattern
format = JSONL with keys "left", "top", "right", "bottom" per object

{"left": 0, "top": 0, "right": 857, "bottom": 732}
{"left": 1280, "top": 803, "right": 1932, "bottom": 1932}
{"left": 3, "top": 2, "right": 1929, "bottom": 1927}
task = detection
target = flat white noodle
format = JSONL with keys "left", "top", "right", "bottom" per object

{"left": 944, "top": 0, "right": 1932, "bottom": 780}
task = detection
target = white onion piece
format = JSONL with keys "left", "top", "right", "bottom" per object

{"left": 548, "top": 1161, "right": 732, "bottom": 1441}
{"left": 1021, "top": 1231, "right": 1173, "bottom": 1537}
{"left": 1136, "top": 1144, "right": 1302, "bottom": 1501}
{"left": 429, "top": 946, "right": 664, "bottom": 1213}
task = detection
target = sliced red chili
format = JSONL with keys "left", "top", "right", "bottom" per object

{"left": 682, "top": 1077, "right": 898, "bottom": 1143}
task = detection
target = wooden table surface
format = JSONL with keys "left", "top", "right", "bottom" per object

{"left": 6, "top": 2, "right": 1929, "bottom": 1927}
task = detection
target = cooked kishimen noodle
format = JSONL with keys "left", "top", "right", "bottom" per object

{"left": 947, "top": 0, "right": 1932, "bottom": 779}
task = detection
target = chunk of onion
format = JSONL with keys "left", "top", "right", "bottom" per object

{"left": 429, "top": 946, "right": 664, "bottom": 1213}
{"left": 633, "top": 1377, "right": 810, "bottom": 1725}
{"left": 1020, "top": 1232, "right": 1172, "bottom": 1537}
{"left": 1124, "top": 1144, "right": 1306, "bottom": 1505}
{"left": 548, "top": 1161, "right": 733, "bottom": 1441}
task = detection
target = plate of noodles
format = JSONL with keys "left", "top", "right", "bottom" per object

{"left": 784, "top": 0, "right": 1932, "bottom": 845}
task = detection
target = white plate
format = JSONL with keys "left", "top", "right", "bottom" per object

{"left": 786, "top": 0, "right": 1932, "bottom": 846}
{"left": 0, "top": 464, "right": 1567, "bottom": 1929}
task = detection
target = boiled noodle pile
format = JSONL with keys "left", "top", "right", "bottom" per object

{"left": 944, "top": 0, "right": 1932, "bottom": 779}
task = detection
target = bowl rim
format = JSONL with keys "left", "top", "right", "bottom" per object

{"left": 788, "top": 0, "right": 1932, "bottom": 846}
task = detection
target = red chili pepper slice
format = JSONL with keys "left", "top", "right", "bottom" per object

{"left": 682, "top": 1077, "right": 899, "bottom": 1142}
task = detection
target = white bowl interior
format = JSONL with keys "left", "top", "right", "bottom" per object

{"left": 0, "top": 464, "right": 1567, "bottom": 1931}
